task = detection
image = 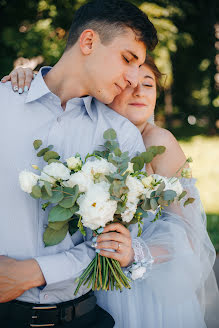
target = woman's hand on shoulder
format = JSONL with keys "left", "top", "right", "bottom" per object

{"left": 143, "top": 126, "right": 189, "bottom": 177}
{"left": 1, "top": 67, "right": 35, "bottom": 94}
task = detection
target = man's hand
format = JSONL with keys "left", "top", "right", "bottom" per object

{"left": 94, "top": 223, "right": 134, "bottom": 267}
{"left": 0, "top": 255, "right": 46, "bottom": 303}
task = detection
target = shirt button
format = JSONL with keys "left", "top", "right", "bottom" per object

{"left": 49, "top": 95, "right": 53, "bottom": 100}
{"left": 57, "top": 116, "right": 61, "bottom": 123}
{"left": 44, "top": 294, "right": 49, "bottom": 300}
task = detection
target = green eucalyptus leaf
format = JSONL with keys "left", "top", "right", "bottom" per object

{"left": 43, "top": 223, "right": 68, "bottom": 246}
{"left": 44, "top": 181, "right": 52, "bottom": 197}
{"left": 30, "top": 185, "right": 42, "bottom": 199}
{"left": 156, "top": 146, "right": 166, "bottom": 155}
{"left": 140, "top": 151, "right": 154, "bottom": 163}
{"left": 110, "top": 180, "right": 129, "bottom": 198}
{"left": 131, "top": 156, "right": 144, "bottom": 171}
{"left": 44, "top": 151, "right": 60, "bottom": 162}
{"left": 158, "top": 198, "right": 169, "bottom": 206}
{"left": 37, "top": 147, "right": 49, "bottom": 157}
{"left": 162, "top": 190, "right": 177, "bottom": 201}
{"left": 103, "top": 128, "right": 117, "bottom": 140}
{"left": 70, "top": 204, "right": 79, "bottom": 214}
{"left": 33, "top": 139, "right": 42, "bottom": 150}
{"left": 41, "top": 185, "right": 51, "bottom": 200}
{"left": 147, "top": 146, "right": 159, "bottom": 156}
{"left": 48, "top": 159, "right": 62, "bottom": 164}
{"left": 48, "top": 205, "right": 73, "bottom": 222}
{"left": 184, "top": 197, "right": 195, "bottom": 207}
{"left": 114, "top": 147, "right": 122, "bottom": 156}
{"left": 141, "top": 197, "right": 151, "bottom": 211}
{"left": 178, "top": 190, "right": 187, "bottom": 201}
{"left": 150, "top": 198, "right": 158, "bottom": 211}
{"left": 50, "top": 186, "right": 64, "bottom": 203}
{"left": 48, "top": 219, "right": 70, "bottom": 231}
{"left": 155, "top": 181, "right": 165, "bottom": 196}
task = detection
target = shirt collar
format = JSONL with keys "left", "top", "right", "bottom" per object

{"left": 25, "top": 66, "right": 95, "bottom": 121}
{"left": 25, "top": 66, "right": 52, "bottom": 104}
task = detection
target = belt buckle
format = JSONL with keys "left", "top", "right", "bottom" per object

{"left": 30, "top": 305, "right": 57, "bottom": 327}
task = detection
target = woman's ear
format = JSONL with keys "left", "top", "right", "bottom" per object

{"left": 79, "top": 29, "right": 97, "bottom": 55}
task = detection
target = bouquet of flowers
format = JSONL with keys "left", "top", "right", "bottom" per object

{"left": 19, "top": 129, "right": 194, "bottom": 294}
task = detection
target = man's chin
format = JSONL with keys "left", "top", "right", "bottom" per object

{"left": 95, "top": 93, "right": 115, "bottom": 105}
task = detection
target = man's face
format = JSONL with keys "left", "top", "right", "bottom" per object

{"left": 84, "top": 28, "right": 146, "bottom": 104}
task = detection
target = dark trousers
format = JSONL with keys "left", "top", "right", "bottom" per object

{"left": 1, "top": 305, "right": 115, "bottom": 328}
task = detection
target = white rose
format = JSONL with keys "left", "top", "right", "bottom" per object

{"left": 82, "top": 158, "right": 116, "bottom": 178}
{"left": 43, "top": 163, "right": 70, "bottom": 181}
{"left": 131, "top": 266, "right": 146, "bottom": 280}
{"left": 19, "top": 170, "right": 39, "bottom": 193}
{"left": 77, "top": 181, "right": 117, "bottom": 230}
{"left": 65, "top": 171, "right": 93, "bottom": 192}
{"left": 66, "top": 156, "right": 82, "bottom": 171}
{"left": 126, "top": 176, "right": 144, "bottom": 203}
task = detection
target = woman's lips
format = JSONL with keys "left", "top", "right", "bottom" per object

{"left": 129, "top": 103, "right": 146, "bottom": 107}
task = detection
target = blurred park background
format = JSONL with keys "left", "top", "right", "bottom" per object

{"left": 0, "top": 0, "right": 219, "bottom": 250}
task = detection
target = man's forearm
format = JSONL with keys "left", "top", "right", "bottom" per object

{"left": 0, "top": 256, "right": 45, "bottom": 303}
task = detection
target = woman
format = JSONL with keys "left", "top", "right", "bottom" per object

{"left": 2, "top": 57, "right": 219, "bottom": 328}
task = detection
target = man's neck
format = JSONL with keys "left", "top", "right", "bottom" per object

{"left": 43, "top": 50, "right": 88, "bottom": 109}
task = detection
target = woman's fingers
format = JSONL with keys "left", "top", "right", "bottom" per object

{"left": 23, "top": 68, "right": 34, "bottom": 91}
{"left": 102, "top": 223, "right": 130, "bottom": 237}
{"left": 96, "top": 240, "right": 122, "bottom": 251}
{"left": 97, "top": 231, "right": 131, "bottom": 247}
{"left": 1, "top": 67, "right": 34, "bottom": 94}
{"left": 1, "top": 75, "right": 11, "bottom": 83}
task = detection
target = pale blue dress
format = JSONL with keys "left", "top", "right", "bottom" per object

{"left": 95, "top": 178, "right": 219, "bottom": 328}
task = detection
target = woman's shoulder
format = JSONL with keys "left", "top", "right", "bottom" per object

{"left": 142, "top": 124, "right": 188, "bottom": 177}
{"left": 143, "top": 124, "right": 178, "bottom": 148}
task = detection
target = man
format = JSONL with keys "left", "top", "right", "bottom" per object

{"left": 0, "top": 0, "right": 157, "bottom": 327}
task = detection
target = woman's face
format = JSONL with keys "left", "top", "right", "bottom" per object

{"left": 108, "top": 64, "right": 157, "bottom": 127}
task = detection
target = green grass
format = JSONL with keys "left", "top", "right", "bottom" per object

{"left": 177, "top": 135, "right": 219, "bottom": 252}
{"left": 207, "top": 214, "right": 219, "bottom": 253}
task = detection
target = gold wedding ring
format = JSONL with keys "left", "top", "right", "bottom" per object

{"left": 117, "top": 242, "right": 121, "bottom": 251}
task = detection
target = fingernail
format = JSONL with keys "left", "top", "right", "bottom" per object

{"left": 96, "top": 249, "right": 100, "bottom": 253}
{"left": 18, "top": 88, "right": 23, "bottom": 94}
{"left": 97, "top": 227, "right": 104, "bottom": 234}
{"left": 1, "top": 78, "right": 5, "bottom": 82}
{"left": 92, "top": 237, "right": 97, "bottom": 243}
{"left": 24, "top": 86, "right": 29, "bottom": 92}
{"left": 13, "top": 86, "right": 18, "bottom": 92}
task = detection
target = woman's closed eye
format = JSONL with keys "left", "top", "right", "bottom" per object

{"left": 143, "top": 83, "right": 153, "bottom": 87}
{"left": 122, "top": 56, "right": 130, "bottom": 63}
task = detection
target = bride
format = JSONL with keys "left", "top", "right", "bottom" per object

{"left": 3, "top": 55, "right": 219, "bottom": 328}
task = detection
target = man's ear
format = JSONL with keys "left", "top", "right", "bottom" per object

{"left": 79, "top": 29, "right": 98, "bottom": 55}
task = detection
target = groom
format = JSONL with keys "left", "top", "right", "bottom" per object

{"left": 0, "top": 0, "right": 157, "bottom": 327}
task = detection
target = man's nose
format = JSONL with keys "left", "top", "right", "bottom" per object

{"left": 125, "top": 66, "right": 139, "bottom": 88}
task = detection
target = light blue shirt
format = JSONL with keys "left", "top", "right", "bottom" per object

{"left": 0, "top": 67, "right": 146, "bottom": 304}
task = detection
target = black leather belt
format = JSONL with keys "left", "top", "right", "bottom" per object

{"left": 0, "top": 291, "right": 96, "bottom": 327}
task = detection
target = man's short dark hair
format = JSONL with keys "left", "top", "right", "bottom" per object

{"left": 65, "top": 0, "right": 158, "bottom": 52}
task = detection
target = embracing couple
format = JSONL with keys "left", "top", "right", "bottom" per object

{"left": 1, "top": 0, "right": 219, "bottom": 327}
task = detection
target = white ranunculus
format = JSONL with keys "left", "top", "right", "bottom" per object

{"left": 66, "top": 156, "right": 82, "bottom": 171}
{"left": 19, "top": 170, "right": 39, "bottom": 193}
{"left": 121, "top": 201, "right": 138, "bottom": 223}
{"left": 82, "top": 158, "right": 116, "bottom": 178}
{"left": 43, "top": 163, "right": 70, "bottom": 181}
{"left": 65, "top": 171, "right": 93, "bottom": 192}
{"left": 131, "top": 266, "right": 146, "bottom": 280}
{"left": 76, "top": 181, "right": 117, "bottom": 230}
